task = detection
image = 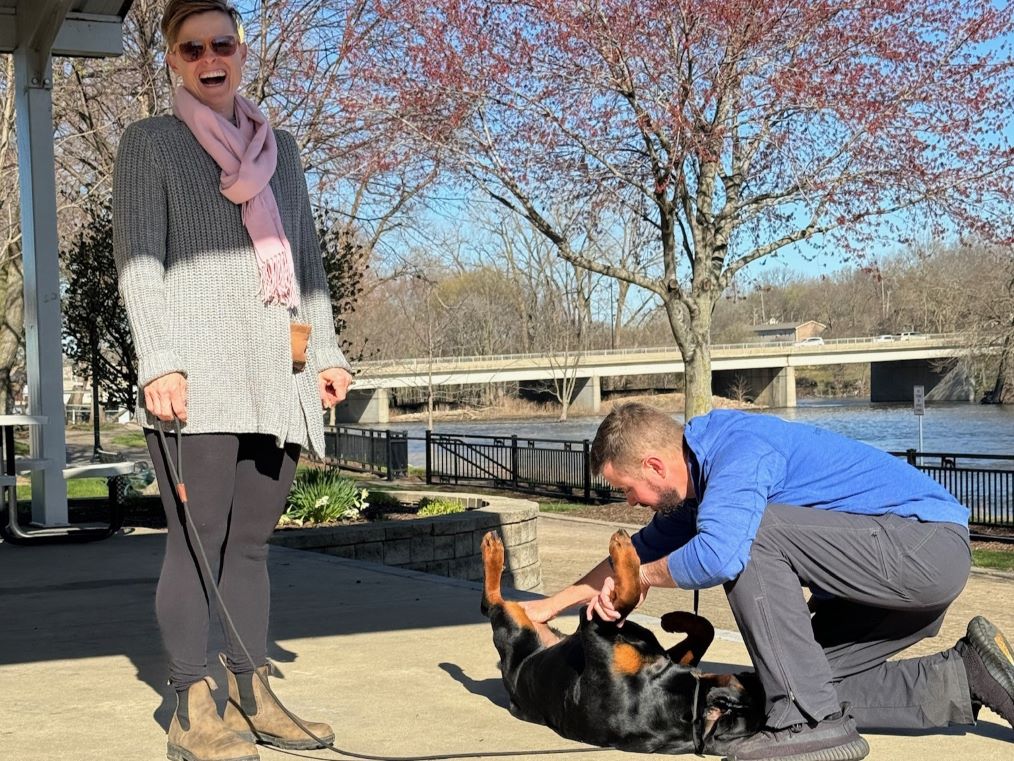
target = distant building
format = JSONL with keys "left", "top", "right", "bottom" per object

{"left": 749, "top": 319, "right": 827, "bottom": 343}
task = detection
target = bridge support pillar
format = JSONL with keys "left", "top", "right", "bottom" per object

{"left": 870, "top": 360, "right": 966, "bottom": 402}
{"left": 334, "top": 388, "right": 390, "bottom": 424}
{"left": 713, "top": 366, "right": 796, "bottom": 408}
{"left": 570, "top": 375, "right": 601, "bottom": 415}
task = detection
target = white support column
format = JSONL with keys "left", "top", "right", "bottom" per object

{"left": 334, "top": 388, "right": 390, "bottom": 424}
{"left": 570, "top": 375, "right": 601, "bottom": 415}
{"left": 13, "top": 2, "right": 73, "bottom": 524}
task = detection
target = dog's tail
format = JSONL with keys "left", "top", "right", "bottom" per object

{"left": 480, "top": 530, "right": 505, "bottom": 616}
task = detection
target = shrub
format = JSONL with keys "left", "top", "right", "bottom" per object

{"left": 282, "top": 468, "right": 367, "bottom": 526}
{"left": 360, "top": 490, "right": 405, "bottom": 520}
{"left": 417, "top": 496, "right": 465, "bottom": 517}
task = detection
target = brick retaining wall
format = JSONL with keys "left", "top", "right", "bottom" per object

{"left": 269, "top": 491, "right": 542, "bottom": 591}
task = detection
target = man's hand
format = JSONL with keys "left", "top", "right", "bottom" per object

{"left": 586, "top": 575, "right": 648, "bottom": 626}
{"left": 520, "top": 597, "right": 561, "bottom": 624}
{"left": 318, "top": 367, "right": 353, "bottom": 408}
{"left": 144, "top": 372, "right": 187, "bottom": 422}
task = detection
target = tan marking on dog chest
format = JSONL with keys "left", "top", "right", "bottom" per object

{"left": 504, "top": 602, "right": 536, "bottom": 631}
{"left": 613, "top": 643, "right": 643, "bottom": 675}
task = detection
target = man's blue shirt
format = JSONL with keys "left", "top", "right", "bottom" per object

{"left": 631, "top": 410, "right": 969, "bottom": 590}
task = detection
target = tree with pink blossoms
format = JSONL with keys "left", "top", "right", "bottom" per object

{"left": 370, "top": 0, "right": 1014, "bottom": 416}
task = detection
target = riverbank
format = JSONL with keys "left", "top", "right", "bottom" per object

{"left": 389, "top": 391, "right": 758, "bottom": 424}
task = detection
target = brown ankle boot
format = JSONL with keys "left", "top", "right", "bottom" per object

{"left": 222, "top": 662, "right": 335, "bottom": 750}
{"left": 167, "top": 677, "right": 259, "bottom": 761}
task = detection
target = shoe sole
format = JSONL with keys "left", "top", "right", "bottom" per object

{"left": 167, "top": 744, "right": 259, "bottom": 761}
{"left": 235, "top": 729, "right": 336, "bottom": 751}
{"left": 724, "top": 737, "right": 870, "bottom": 761}
{"left": 968, "top": 616, "right": 1014, "bottom": 697}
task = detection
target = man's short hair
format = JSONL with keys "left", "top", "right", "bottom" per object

{"left": 590, "top": 402, "right": 684, "bottom": 476}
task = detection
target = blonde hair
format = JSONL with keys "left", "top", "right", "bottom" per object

{"left": 590, "top": 402, "right": 684, "bottom": 476}
{"left": 161, "top": 0, "right": 243, "bottom": 48}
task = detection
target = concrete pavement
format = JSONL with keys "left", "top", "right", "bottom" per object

{"left": 1, "top": 521, "right": 1011, "bottom": 760}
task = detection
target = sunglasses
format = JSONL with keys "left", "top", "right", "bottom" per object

{"left": 175, "top": 35, "right": 239, "bottom": 63}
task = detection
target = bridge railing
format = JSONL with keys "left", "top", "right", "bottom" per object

{"left": 353, "top": 332, "right": 966, "bottom": 374}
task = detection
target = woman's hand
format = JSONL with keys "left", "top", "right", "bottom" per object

{"left": 318, "top": 367, "right": 353, "bottom": 408}
{"left": 144, "top": 372, "right": 188, "bottom": 422}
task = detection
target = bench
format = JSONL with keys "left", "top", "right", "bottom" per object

{"left": 1, "top": 450, "right": 141, "bottom": 545}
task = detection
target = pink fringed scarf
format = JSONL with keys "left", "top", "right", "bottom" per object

{"left": 173, "top": 87, "right": 299, "bottom": 308}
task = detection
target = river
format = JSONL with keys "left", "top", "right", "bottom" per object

{"left": 362, "top": 400, "right": 1014, "bottom": 467}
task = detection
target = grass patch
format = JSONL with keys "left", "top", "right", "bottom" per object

{"left": 537, "top": 502, "right": 588, "bottom": 514}
{"left": 109, "top": 430, "right": 147, "bottom": 449}
{"left": 16, "top": 478, "right": 110, "bottom": 500}
{"left": 417, "top": 496, "right": 465, "bottom": 517}
{"left": 972, "top": 549, "right": 1014, "bottom": 573}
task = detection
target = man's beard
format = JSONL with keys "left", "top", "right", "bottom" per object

{"left": 654, "top": 488, "right": 685, "bottom": 516}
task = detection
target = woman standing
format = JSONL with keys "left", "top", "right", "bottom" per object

{"left": 112, "top": 2, "right": 352, "bottom": 759}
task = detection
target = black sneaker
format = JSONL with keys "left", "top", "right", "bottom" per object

{"left": 723, "top": 706, "right": 869, "bottom": 761}
{"left": 959, "top": 615, "right": 1014, "bottom": 727}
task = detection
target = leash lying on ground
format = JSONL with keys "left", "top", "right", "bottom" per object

{"left": 153, "top": 419, "right": 611, "bottom": 761}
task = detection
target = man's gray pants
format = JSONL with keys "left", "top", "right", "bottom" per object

{"left": 723, "top": 504, "right": 973, "bottom": 731}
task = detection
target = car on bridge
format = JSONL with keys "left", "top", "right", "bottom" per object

{"left": 794, "top": 336, "right": 825, "bottom": 347}
{"left": 875, "top": 334, "right": 896, "bottom": 342}
{"left": 897, "top": 331, "right": 927, "bottom": 341}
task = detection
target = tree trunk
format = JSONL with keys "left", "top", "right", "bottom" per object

{"left": 663, "top": 290, "right": 716, "bottom": 421}
{"left": 683, "top": 344, "right": 713, "bottom": 420}
{"left": 0, "top": 254, "right": 24, "bottom": 413}
{"left": 982, "top": 333, "right": 1012, "bottom": 404}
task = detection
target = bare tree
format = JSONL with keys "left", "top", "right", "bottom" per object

{"left": 0, "top": 56, "right": 24, "bottom": 412}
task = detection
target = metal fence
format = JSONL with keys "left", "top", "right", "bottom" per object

{"left": 322, "top": 426, "right": 408, "bottom": 480}
{"left": 325, "top": 425, "right": 1013, "bottom": 525}
{"left": 892, "top": 450, "right": 1014, "bottom": 528}
{"left": 424, "top": 431, "right": 619, "bottom": 501}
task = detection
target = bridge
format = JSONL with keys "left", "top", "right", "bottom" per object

{"left": 338, "top": 333, "right": 969, "bottom": 423}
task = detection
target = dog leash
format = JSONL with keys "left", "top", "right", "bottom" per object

{"left": 153, "top": 419, "right": 611, "bottom": 760}
{"left": 690, "top": 671, "right": 705, "bottom": 757}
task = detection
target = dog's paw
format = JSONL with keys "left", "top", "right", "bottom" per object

{"left": 481, "top": 530, "right": 504, "bottom": 564}
{"left": 608, "top": 529, "right": 632, "bottom": 553}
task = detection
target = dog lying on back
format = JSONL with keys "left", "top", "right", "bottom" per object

{"left": 480, "top": 529, "right": 764, "bottom": 756}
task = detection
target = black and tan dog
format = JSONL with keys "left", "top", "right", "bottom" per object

{"left": 480, "top": 529, "right": 764, "bottom": 756}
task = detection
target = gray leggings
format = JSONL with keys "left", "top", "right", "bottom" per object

{"left": 145, "top": 431, "right": 300, "bottom": 690}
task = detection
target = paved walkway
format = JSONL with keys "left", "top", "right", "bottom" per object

{"left": 0, "top": 514, "right": 1010, "bottom": 760}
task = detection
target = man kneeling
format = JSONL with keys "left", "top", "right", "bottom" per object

{"left": 522, "top": 403, "right": 1014, "bottom": 761}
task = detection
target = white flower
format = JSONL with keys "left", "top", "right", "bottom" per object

{"left": 315, "top": 496, "right": 330, "bottom": 509}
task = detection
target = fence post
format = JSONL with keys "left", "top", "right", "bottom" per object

{"left": 583, "top": 439, "right": 591, "bottom": 502}
{"left": 905, "top": 448, "right": 917, "bottom": 466}
{"left": 385, "top": 430, "right": 394, "bottom": 481}
{"left": 425, "top": 429, "right": 433, "bottom": 485}
{"left": 511, "top": 435, "right": 519, "bottom": 488}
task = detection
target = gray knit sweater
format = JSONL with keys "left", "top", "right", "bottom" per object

{"left": 112, "top": 115, "right": 351, "bottom": 458}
